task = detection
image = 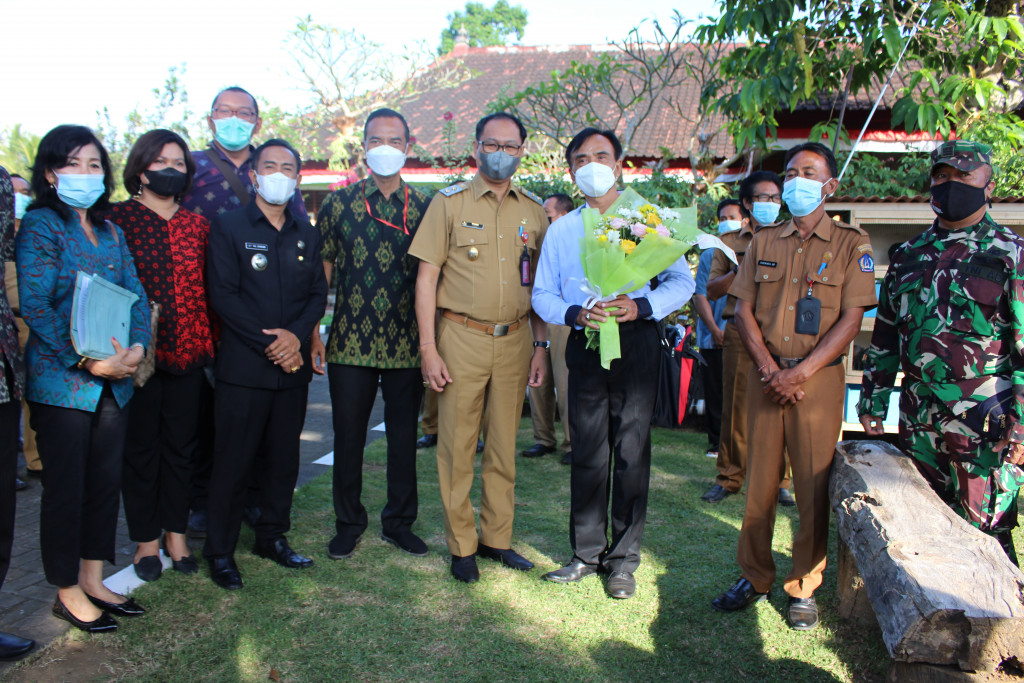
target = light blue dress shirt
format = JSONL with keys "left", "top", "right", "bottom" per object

{"left": 532, "top": 205, "right": 695, "bottom": 327}
{"left": 694, "top": 247, "right": 728, "bottom": 349}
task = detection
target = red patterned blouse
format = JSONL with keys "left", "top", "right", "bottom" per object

{"left": 110, "top": 200, "right": 214, "bottom": 374}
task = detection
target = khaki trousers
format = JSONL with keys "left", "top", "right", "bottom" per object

{"left": 737, "top": 362, "right": 844, "bottom": 598}
{"left": 435, "top": 317, "right": 532, "bottom": 556}
{"left": 529, "top": 324, "right": 570, "bottom": 449}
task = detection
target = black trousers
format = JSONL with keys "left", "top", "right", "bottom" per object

{"left": 189, "top": 371, "right": 215, "bottom": 512}
{"left": 30, "top": 387, "right": 128, "bottom": 586}
{"left": 328, "top": 364, "right": 422, "bottom": 537}
{"left": 701, "top": 347, "right": 724, "bottom": 450}
{"left": 565, "top": 320, "right": 659, "bottom": 573}
{"left": 203, "top": 381, "right": 308, "bottom": 559}
{"left": 0, "top": 399, "right": 19, "bottom": 590}
{"left": 123, "top": 368, "right": 204, "bottom": 542}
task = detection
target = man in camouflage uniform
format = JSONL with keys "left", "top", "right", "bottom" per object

{"left": 858, "top": 141, "right": 1024, "bottom": 563}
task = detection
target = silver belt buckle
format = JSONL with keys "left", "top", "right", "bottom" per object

{"left": 492, "top": 323, "right": 509, "bottom": 337}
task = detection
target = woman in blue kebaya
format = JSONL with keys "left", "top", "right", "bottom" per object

{"left": 16, "top": 125, "right": 150, "bottom": 634}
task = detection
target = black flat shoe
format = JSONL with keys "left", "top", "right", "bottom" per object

{"left": 381, "top": 529, "right": 428, "bottom": 556}
{"left": 476, "top": 544, "right": 533, "bottom": 570}
{"left": 51, "top": 597, "right": 118, "bottom": 633}
{"left": 787, "top": 596, "right": 819, "bottom": 630}
{"left": 520, "top": 443, "right": 555, "bottom": 458}
{"left": 254, "top": 537, "right": 314, "bottom": 569}
{"left": 451, "top": 554, "right": 479, "bottom": 583}
{"left": 606, "top": 571, "right": 636, "bottom": 599}
{"left": 133, "top": 555, "right": 162, "bottom": 582}
{"left": 0, "top": 631, "right": 34, "bottom": 660}
{"left": 208, "top": 557, "right": 243, "bottom": 590}
{"left": 544, "top": 558, "right": 598, "bottom": 583}
{"left": 712, "top": 577, "right": 769, "bottom": 612}
{"left": 778, "top": 488, "right": 797, "bottom": 507}
{"left": 162, "top": 536, "right": 199, "bottom": 574}
{"left": 701, "top": 484, "right": 734, "bottom": 503}
{"left": 416, "top": 434, "right": 437, "bottom": 449}
{"left": 86, "top": 593, "right": 146, "bottom": 617}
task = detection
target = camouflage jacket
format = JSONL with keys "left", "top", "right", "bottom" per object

{"left": 858, "top": 214, "right": 1024, "bottom": 442}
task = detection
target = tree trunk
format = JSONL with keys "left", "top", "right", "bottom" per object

{"left": 830, "top": 440, "right": 1024, "bottom": 674}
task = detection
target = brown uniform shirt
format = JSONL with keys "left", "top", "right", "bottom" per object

{"left": 729, "top": 212, "right": 877, "bottom": 359}
{"left": 709, "top": 224, "right": 755, "bottom": 319}
{"left": 408, "top": 173, "right": 547, "bottom": 324}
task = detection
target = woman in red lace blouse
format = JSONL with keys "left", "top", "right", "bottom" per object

{"left": 109, "top": 130, "right": 214, "bottom": 582}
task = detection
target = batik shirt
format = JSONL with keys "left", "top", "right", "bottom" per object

{"left": 319, "top": 177, "right": 430, "bottom": 369}
{"left": 0, "top": 167, "right": 23, "bottom": 404}
{"left": 858, "top": 214, "right": 1024, "bottom": 442}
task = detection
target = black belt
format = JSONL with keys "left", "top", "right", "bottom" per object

{"left": 771, "top": 354, "right": 844, "bottom": 370}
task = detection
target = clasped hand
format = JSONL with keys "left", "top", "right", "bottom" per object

{"left": 575, "top": 295, "right": 639, "bottom": 330}
{"left": 263, "top": 328, "right": 303, "bottom": 373}
{"left": 761, "top": 365, "right": 805, "bottom": 406}
{"left": 85, "top": 338, "right": 142, "bottom": 380}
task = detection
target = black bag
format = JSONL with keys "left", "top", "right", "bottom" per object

{"left": 652, "top": 324, "right": 704, "bottom": 428}
{"left": 959, "top": 386, "right": 1015, "bottom": 441}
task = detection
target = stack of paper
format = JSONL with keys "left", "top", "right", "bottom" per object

{"left": 70, "top": 272, "right": 139, "bottom": 360}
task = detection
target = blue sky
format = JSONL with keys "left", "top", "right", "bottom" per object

{"left": 3, "top": 0, "right": 715, "bottom": 135}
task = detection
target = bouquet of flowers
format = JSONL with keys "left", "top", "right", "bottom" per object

{"left": 579, "top": 187, "right": 700, "bottom": 369}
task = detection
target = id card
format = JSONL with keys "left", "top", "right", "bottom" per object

{"left": 795, "top": 296, "right": 821, "bottom": 335}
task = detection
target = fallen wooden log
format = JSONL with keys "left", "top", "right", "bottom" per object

{"left": 830, "top": 440, "right": 1024, "bottom": 675}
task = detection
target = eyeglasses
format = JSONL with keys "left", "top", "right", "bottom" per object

{"left": 752, "top": 193, "right": 782, "bottom": 203}
{"left": 212, "top": 106, "right": 258, "bottom": 122}
{"left": 479, "top": 140, "right": 522, "bottom": 154}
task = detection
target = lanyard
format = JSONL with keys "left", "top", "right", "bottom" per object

{"left": 363, "top": 179, "right": 409, "bottom": 235}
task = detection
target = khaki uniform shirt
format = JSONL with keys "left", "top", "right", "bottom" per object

{"left": 408, "top": 173, "right": 547, "bottom": 324}
{"left": 709, "top": 224, "right": 755, "bottom": 319}
{"left": 729, "top": 213, "right": 877, "bottom": 359}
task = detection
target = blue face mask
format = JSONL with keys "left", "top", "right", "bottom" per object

{"left": 213, "top": 116, "right": 255, "bottom": 152}
{"left": 783, "top": 176, "right": 832, "bottom": 217}
{"left": 751, "top": 201, "right": 781, "bottom": 226}
{"left": 14, "top": 193, "right": 31, "bottom": 219}
{"left": 717, "top": 219, "right": 742, "bottom": 234}
{"left": 54, "top": 172, "right": 105, "bottom": 209}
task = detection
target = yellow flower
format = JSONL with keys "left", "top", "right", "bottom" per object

{"left": 621, "top": 239, "right": 637, "bottom": 254}
{"left": 645, "top": 227, "right": 657, "bottom": 235}
{"left": 598, "top": 235, "right": 608, "bottom": 242}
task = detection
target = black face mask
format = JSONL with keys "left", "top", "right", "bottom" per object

{"left": 930, "top": 180, "right": 988, "bottom": 222}
{"left": 143, "top": 168, "right": 188, "bottom": 198}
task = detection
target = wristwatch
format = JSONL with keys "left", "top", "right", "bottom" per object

{"left": 533, "top": 341, "right": 550, "bottom": 351}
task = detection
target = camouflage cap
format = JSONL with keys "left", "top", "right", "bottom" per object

{"left": 930, "top": 140, "right": 993, "bottom": 173}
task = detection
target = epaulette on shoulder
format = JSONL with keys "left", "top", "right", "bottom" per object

{"left": 519, "top": 187, "right": 544, "bottom": 206}
{"left": 832, "top": 216, "right": 868, "bottom": 236}
{"left": 438, "top": 183, "right": 468, "bottom": 197}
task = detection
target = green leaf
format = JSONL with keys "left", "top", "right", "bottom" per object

{"left": 882, "top": 22, "right": 902, "bottom": 63}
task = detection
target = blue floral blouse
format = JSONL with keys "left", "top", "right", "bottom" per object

{"left": 15, "top": 207, "right": 150, "bottom": 411}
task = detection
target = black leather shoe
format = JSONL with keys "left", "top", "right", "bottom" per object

{"left": 254, "top": 537, "right": 313, "bottom": 569}
{"left": 24, "top": 468, "right": 42, "bottom": 479}
{"left": 477, "top": 544, "right": 533, "bottom": 570}
{"left": 451, "top": 554, "right": 479, "bottom": 583}
{"left": 327, "top": 533, "right": 361, "bottom": 559}
{"left": 161, "top": 536, "right": 198, "bottom": 574}
{"left": 208, "top": 557, "right": 243, "bottom": 590}
{"left": 787, "top": 596, "right": 819, "bottom": 630}
{"left": 187, "top": 509, "right": 208, "bottom": 539}
{"left": 14, "top": 477, "right": 28, "bottom": 491}
{"left": 545, "top": 558, "right": 598, "bottom": 583}
{"left": 606, "top": 571, "right": 636, "bottom": 599}
{"left": 712, "top": 577, "right": 769, "bottom": 611}
{"left": 242, "top": 506, "right": 261, "bottom": 529}
{"left": 381, "top": 529, "right": 428, "bottom": 556}
{"left": 133, "top": 555, "right": 162, "bottom": 582}
{"left": 86, "top": 593, "right": 146, "bottom": 617}
{"left": 701, "top": 484, "right": 734, "bottom": 503}
{"left": 561, "top": 451, "right": 572, "bottom": 465}
{"left": 51, "top": 597, "right": 118, "bottom": 633}
{"left": 778, "top": 488, "right": 796, "bottom": 507}
{"left": 416, "top": 434, "right": 437, "bottom": 449}
{"left": 476, "top": 439, "right": 484, "bottom": 453}
{"left": 521, "top": 443, "right": 556, "bottom": 458}
{"left": 0, "top": 631, "right": 34, "bottom": 660}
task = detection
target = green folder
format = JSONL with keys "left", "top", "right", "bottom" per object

{"left": 70, "top": 271, "right": 139, "bottom": 360}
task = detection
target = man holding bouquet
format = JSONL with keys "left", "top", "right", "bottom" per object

{"left": 533, "top": 128, "right": 695, "bottom": 599}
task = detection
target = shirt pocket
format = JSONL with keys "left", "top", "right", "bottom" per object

{"left": 754, "top": 264, "right": 785, "bottom": 312}
{"left": 891, "top": 262, "right": 929, "bottom": 324}
{"left": 807, "top": 268, "right": 844, "bottom": 313}
{"left": 945, "top": 269, "right": 1005, "bottom": 338}
{"left": 453, "top": 225, "right": 489, "bottom": 266}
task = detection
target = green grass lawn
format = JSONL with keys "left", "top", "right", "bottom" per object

{"left": 55, "top": 422, "right": 894, "bottom": 682}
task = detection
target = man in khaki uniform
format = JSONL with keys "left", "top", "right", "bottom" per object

{"left": 410, "top": 112, "right": 548, "bottom": 583}
{"left": 712, "top": 142, "right": 876, "bottom": 631}
{"left": 702, "top": 171, "right": 793, "bottom": 505}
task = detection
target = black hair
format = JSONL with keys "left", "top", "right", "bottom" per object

{"left": 211, "top": 87, "right": 259, "bottom": 117}
{"left": 475, "top": 112, "right": 527, "bottom": 143}
{"left": 716, "top": 198, "right": 748, "bottom": 221}
{"left": 252, "top": 138, "right": 302, "bottom": 174}
{"left": 364, "top": 108, "right": 410, "bottom": 142}
{"left": 545, "top": 193, "right": 575, "bottom": 215}
{"left": 564, "top": 128, "right": 623, "bottom": 167}
{"left": 784, "top": 142, "right": 839, "bottom": 179}
{"left": 10, "top": 174, "right": 25, "bottom": 182}
{"left": 28, "top": 124, "right": 114, "bottom": 225}
{"left": 738, "top": 170, "right": 784, "bottom": 205}
{"left": 123, "top": 129, "right": 195, "bottom": 198}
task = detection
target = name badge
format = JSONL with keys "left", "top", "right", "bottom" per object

{"left": 246, "top": 242, "right": 268, "bottom": 251}
{"left": 461, "top": 222, "right": 484, "bottom": 230}
{"left": 757, "top": 260, "right": 777, "bottom": 268}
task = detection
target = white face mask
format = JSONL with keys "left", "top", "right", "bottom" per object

{"left": 574, "top": 162, "right": 617, "bottom": 198}
{"left": 364, "top": 145, "right": 407, "bottom": 177}
{"left": 254, "top": 172, "right": 297, "bottom": 206}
